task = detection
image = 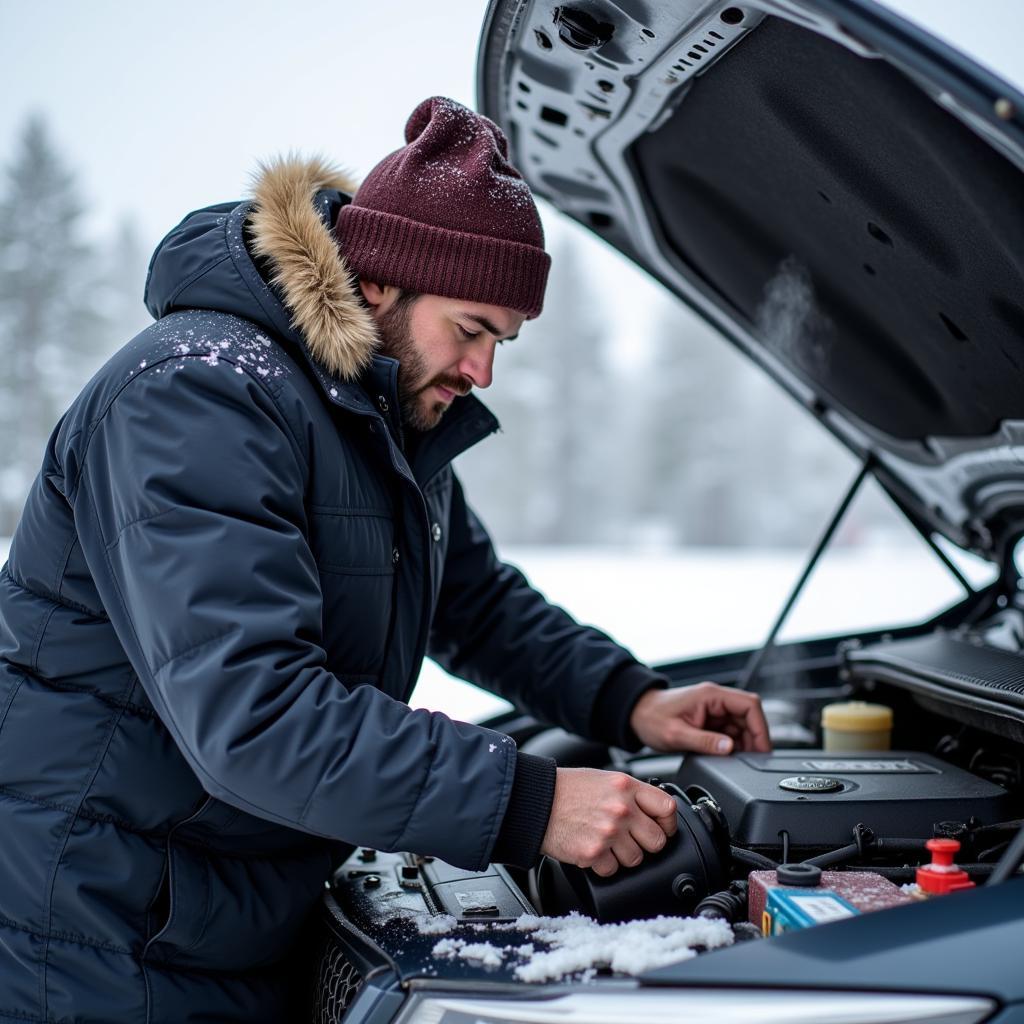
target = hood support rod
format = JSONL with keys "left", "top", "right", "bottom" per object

{"left": 737, "top": 455, "right": 977, "bottom": 692}
{"left": 737, "top": 458, "right": 870, "bottom": 692}
{"left": 737, "top": 452, "right": 983, "bottom": 692}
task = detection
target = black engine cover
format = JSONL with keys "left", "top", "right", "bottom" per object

{"left": 675, "top": 749, "right": 1015, "bottom": 848}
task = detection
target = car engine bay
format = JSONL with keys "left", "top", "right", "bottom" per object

{"left": 308, "top": 612, "right": 1024, "bottom": 1021}
{"left": 316, "top": 637, "right": 1023, "bottom": 989}
{"left": 328, "top": 742, "right": 1020, "bottom": 934}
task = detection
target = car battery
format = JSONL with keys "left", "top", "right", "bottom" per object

{"left": 749, "top": 866, "right": 912, "bottom": 932}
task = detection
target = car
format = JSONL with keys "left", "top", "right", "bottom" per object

{"left": 303, "top": 0, "right": 1024, "bottom": 1021}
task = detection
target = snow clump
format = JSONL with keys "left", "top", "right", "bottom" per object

{"left": 512, "top": 912, "right": 733, "bottom": 981}
{"left": 433, "top": 938, "right": 506, "bottom": 968}
{"left": 431, "top": 911, "right": 733, "bottom": 982}
{"left": 414, "top": 913, "right": 458, "bottom": 936}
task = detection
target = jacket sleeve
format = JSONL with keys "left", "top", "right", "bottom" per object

{"left": 66, "top": 356, "right": 519, "bottom": 871}
{"left": 427, "top": 475, "right": 664, "bottom": 747}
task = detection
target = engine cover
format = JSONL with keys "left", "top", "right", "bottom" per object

{"left": 674, "top": 749, "right": 1015, "bottom": 848}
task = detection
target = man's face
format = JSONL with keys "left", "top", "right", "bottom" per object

{"left": 366, "top": 284, "right": 525, "bottom": 431}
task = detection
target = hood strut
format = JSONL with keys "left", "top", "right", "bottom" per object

{"left": 737, "top": 458, "right": 974, "bottom": 692}
{"left": 987, "top": 823, "right": 1024, "bottom": 886}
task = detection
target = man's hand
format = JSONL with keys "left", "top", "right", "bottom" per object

{"left": 540, "top": 767, "right": 678, "bottom": 877}
{"left": 630, "top": 682, "right": 772, "bottom": 754}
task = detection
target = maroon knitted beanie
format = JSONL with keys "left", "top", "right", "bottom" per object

{"left": 335, "top": 96, "right": 550, "bottom": 319}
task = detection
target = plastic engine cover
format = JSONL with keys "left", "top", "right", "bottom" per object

{"left": 675, "top": 749, "right": 1015, "bottom": 848}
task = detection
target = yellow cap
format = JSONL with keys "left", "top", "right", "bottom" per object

{"left": 821, "top": 701, "right": 893, "bottom": 732}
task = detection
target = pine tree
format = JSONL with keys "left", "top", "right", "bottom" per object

{"left": 639, "top": 298, "right": 742, "bottom": 545}
{"left": 0, "top": 115, "right": 113, "bottom": 534}
{"left": 642, "top": 290, "right": 864, "bottom": 548}
{"left": 457, "top": 236, "right": 616, "bottom": 545}
{"left": 101, "top": 216, "right": 150, "bottom": 347}
{"left": 531, "top": 240, "right": 615, "bottom": 544}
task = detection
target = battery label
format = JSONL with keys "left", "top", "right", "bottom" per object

{"left": 789, "top": 894, "right": 858, "bottom": 922}
{"left": 763, "top": 888, "right": 860, "bottom": 935}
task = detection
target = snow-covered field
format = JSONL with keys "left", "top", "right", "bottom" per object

{"left": 1, "top": 536, "right": 994, "bottom": 724}
{"left": 414, "top": 541, "right": 995, "bottom": 720}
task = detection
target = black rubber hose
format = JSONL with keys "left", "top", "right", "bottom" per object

{"left": 973, "top": 819, "right": 1024, "bottom": 836}
{"left": 696, "top": 887, "right": 747, "bottom": 923}
{"left": 779, "top": 830, "right": 790, "bottom": 865}
{"left": 977, "top": 842, "right": 1011, "bottom": 862}
{"left": 730, "top": 846, "right": 777, "bottom": 871}
{"left": 862, "top": 863, "right": 998, "bottom": 882}
{"left": 873, "top": 838, "right": 930, "bottom": 856}
{"left": 802, "top": 843, "right": 859, "bottom": 869}
{"left": 803, "top": 836, "right": 930, "bottom": 870}
{"left": 873, "top": 838, "right": 930, "bottom": 850}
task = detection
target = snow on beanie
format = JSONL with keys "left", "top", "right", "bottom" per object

{"left": 335, "top": 96, "right": 550, "bottom": 319}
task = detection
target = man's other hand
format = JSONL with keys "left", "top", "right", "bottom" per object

{"left": 630, "top": 682, "right": 772, "bottom": 755}
{"left": 540, "top": 767, "right": 678, "bottom": 877}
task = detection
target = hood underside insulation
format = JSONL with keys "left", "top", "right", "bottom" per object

{"left": 632, "top": 16, "right": 1024, "bottom": 441}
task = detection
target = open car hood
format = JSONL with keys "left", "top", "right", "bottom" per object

{"left": 477, "top": 0, "right": 1024, "bottom": 563}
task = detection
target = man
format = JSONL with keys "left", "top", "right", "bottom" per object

{"left": 0, "top": 97, "right": 769, "bottom": 1022}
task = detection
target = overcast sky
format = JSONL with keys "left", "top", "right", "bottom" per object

{"left": 1, "top": 0, "right": 495, "bottom": 243}
{"left": 2, "top": 0, "right": 1021, "bottom": 347}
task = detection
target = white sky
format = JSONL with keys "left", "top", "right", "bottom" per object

{"left": 1, "top": 0, "right": 1021, "bottom": 353}
{"left": 1, "top": 0, "right": 493, "bottom": 243}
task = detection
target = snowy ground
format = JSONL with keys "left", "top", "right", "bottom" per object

{"left": 410, "top": 541, "right": 996, "bottom": 721}
{"left": 1, "top": 536, "right": 995, "bottom": 724}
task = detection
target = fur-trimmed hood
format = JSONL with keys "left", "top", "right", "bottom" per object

{"left": 248, "top": 157, "right": 379, "bottom": 380}
{"left": 145, "top": 156, "right": 380, "bottom": 381}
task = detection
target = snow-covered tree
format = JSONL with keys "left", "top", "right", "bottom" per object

{"left": 457, "top": 236, "right": 617, "bottom": 545}
{"left": 637, "top": 291, "right": 847, "bottom": 548}
{"left": 100, "top": 216, "right": 150, "bottom": 348}
{"left": 0, "top": 116, "right": 143, "bottom": 535}
{"left": 636, "top": 297, "right": 740, "bottom": 545}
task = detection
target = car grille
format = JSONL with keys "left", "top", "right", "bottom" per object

{"left": 310, "top": 934, "right": 364, "bottom": 1023}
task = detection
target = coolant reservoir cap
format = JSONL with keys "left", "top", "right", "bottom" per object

{"left": 821, "top": 701, "right": 893, "bottom": 731}
{"left": 776, "top": 863, "right": 822, "bottom": 887}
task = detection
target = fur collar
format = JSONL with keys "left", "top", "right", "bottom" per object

{"left": 247, "top": 156, "right": 379, "bottom": 381}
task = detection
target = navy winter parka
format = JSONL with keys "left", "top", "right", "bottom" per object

{"left": 0, "top": 158, "right": 657, "bottom": 1022}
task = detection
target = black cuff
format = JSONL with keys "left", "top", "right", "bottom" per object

{"left": 489, "top": 752, "right": 556, "bottom": 868}
{"left": 589, "top": 662, "right": 668, "bottom": 751}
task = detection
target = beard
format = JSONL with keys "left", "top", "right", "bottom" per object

{"left": 375, "top": 296, "right": 469, "bottom": 432}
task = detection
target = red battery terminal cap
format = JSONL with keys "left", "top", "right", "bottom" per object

{"left": 916, "top": 838, "right": 976, "bottom": 895}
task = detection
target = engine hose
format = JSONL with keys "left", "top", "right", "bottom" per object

{"left": 802, "top": 843, "right": 860, "bottom": 869}
{"left": 803, "top": 836, "right": 930, "bottom": 870}
{"left": 730, "top": 846, "right": 778, "bottom": 871}
{"left": 978, "top": 843, "right": 1009, "bottom": 862}
{"left": 696, "top": 884, "right": 748, "bottom": 923}
{"left": 855, "top": 863, "right": 998, "bottom": 882}
{"left": 972, "top": 819, "right": 1024, "bottom": 836}
{"left": 873, "top": 838, "right": 930, "bottom": 852}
